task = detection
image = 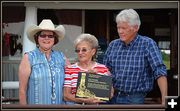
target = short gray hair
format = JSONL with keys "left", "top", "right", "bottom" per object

{"left": 74, "top": 33, "right": 99, "bottom": 49}
{"left": 116, "top": 9, "right": 141, "bottom": 30}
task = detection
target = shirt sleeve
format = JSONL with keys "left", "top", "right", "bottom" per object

{"left": 64, "top": 66, "right": 72, "bottom": 87}
{"left": 145, "top": 38, "right": 167, "bottom": 79}
{"left": 94, "top": 63, "right": 111, "bottom": 76}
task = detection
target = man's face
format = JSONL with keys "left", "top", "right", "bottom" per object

{"left": 117, "top": 21, "right": 138, "bottom": 44}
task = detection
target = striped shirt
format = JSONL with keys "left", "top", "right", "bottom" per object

{"left": 64, "top": 62, "right": 110, "bottom": 94}
{"left": 103, "top": 34, "right": 167, "bottom": 93}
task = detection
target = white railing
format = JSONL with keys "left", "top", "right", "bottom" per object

{"left": 2, "top": 57, "right": 20, "bottom": 104}
{"left": 2, "top": 81, "right": 19, "bottom": 89}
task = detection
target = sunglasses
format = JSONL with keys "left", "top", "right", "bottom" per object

{"left": 39, "top": 34, "right": 54, "bottom": 39}
{"left": 75, "top": 48, "right": 90, "bottom": 53}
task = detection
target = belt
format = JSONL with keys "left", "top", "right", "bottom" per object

{"left": 114, "top": 89, "right": 145, "bottom": 96}
{"left": 114, "top": 89, "right": 129, "bottom": 96}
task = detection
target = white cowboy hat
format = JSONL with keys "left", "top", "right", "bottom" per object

{"left": 26, "top": 19, "right": 65, "bottom": 43}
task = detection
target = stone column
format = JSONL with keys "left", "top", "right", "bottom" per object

{"left": 22, "top": 6, "right": 37, "bottom": 54}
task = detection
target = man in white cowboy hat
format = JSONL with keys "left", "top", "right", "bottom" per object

{"left": 18, "top": 19, "right": 70, "bottom": 104}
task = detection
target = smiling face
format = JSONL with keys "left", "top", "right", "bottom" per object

{"left": 38, "top": 30, "right": 55, "bottom": 52}
{"left": 75, "top": 41, "right": 96, "bottom": 63}
{"left": 117, "top": 21, "right": 138, "bottom": 45}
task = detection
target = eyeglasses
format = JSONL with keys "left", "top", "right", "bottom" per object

{"left": 75, "top": 48, "right": 90, "bottom": 53}
{"left": 39, "top": 34, "right": 54, "bottom": 39}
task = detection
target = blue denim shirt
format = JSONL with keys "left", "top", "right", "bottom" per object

{"left": 26, "top": 48, "right": 65, "bottom": 104}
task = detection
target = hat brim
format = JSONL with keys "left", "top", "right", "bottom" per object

{"left": 27, "top": 25, "right": 65, "bottom": 43}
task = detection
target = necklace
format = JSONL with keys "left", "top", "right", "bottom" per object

{"left": 45, "top": 54, "right": 56, "bottom": 104}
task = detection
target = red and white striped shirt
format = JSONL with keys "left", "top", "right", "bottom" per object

{"left": 64, "top": 62, "right": 110, "bottom": 94}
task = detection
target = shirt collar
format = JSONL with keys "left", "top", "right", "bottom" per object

{"left": 120, "top": 34, "right": 139, "bottom": 47}
{"left": 36, "top": 47, "right": 54, "bottom": 55}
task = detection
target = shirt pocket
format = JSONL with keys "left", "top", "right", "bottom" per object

{"left": 30, "top": 62, "right": 45, "bottom": 80}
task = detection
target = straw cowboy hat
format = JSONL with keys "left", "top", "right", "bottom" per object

{"left": 27, "top": 19, "right": 65, "bottom": 43}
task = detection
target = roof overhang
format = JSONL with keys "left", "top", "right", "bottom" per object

{"left": 23, "top": 1, "right": 178, "bottom": 9}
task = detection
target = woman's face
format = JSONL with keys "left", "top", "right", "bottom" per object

{"left": 75, "top": 41, "right": 96, "bottom": 63}
{"left": 38, "top": 30, "right": 55, "bottom": 52}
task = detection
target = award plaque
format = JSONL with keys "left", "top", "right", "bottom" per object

{"left": 75, "top": 72, "right": 112, "bottom": 101}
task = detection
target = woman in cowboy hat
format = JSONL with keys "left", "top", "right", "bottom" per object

{"left": 18, "top": 19, "right": 70, "bottom": 104}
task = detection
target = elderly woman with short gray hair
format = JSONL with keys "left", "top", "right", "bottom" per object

{"left": 63, "top": 33, "right": 112, "bottom": 104}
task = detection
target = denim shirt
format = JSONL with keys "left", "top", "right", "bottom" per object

{"left": 26, "top": 48, "right": 65, "bottom": 104}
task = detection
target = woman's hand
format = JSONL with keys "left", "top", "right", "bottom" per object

{"left": 82, "top": 98, "right": 103, "bottom": 104}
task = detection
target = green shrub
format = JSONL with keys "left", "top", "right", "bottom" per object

{"left": 161, "top": 51, "right": 170, "bottom": 69}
